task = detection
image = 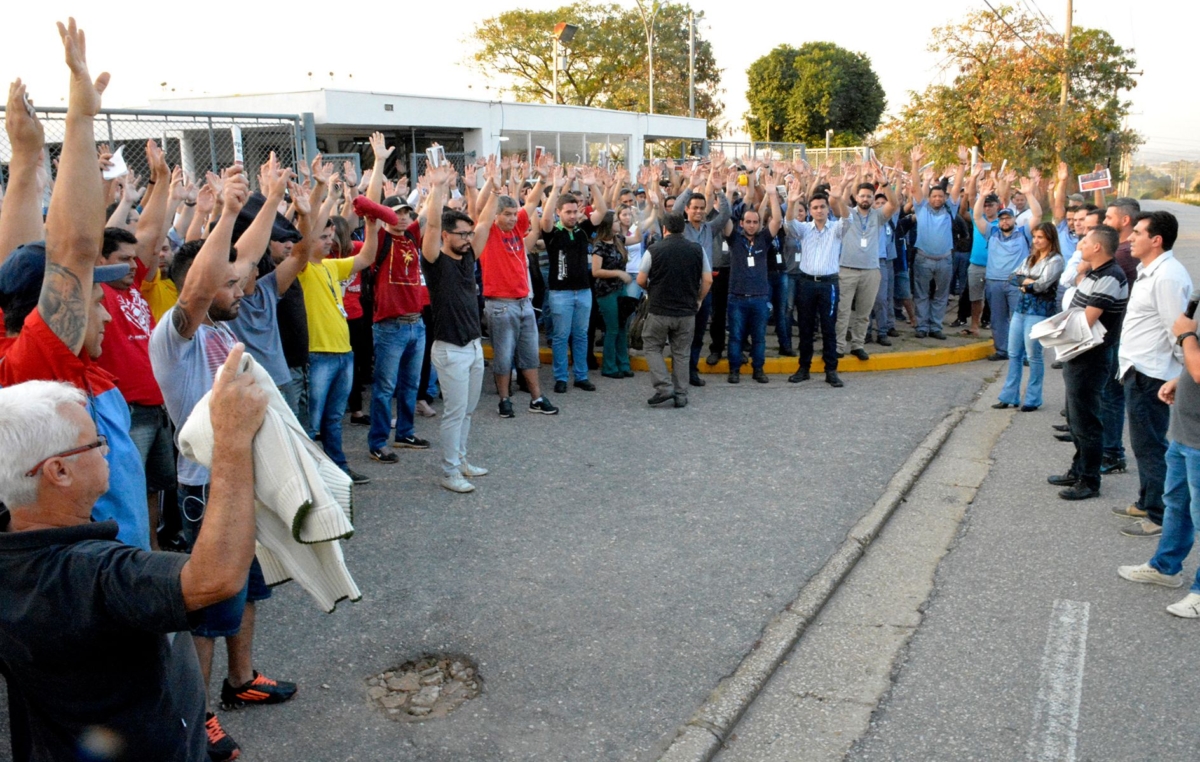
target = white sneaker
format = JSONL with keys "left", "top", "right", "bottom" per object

{"left": 1118, "top": 563, "right": 1184, "bottom": 588}
{"left": 1167, "top": 592, "right": 1200, "bottom": 618}
{"left": 460, "top": 462, "right": 489, "bottom": 478}
{"left": 439, "top": 473, "right": 475, "bottom": 493}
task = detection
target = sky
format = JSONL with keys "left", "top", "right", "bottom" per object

{"left": 3, "top": 1, "right": 1196, "bottom": 164}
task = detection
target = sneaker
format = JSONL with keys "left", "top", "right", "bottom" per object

{"left": 205, "top": 713, "right": 240, "bottom": 761}
{"left": 370, "top": 449, "right": 398, "bottom": 464}
{"left": 498, "top": 398, "right": 515, "bottom": 418}
{"left": 220, "top": 671, "right": 298, "bottom": 709}
{"left": 460, "top": 461, "right": 489, "bottom": 478}
{"left": 950, "top": 318, "right": 967, "bottom": 328}
{"left": 1101, "top": 457, "right": 1127, "bottom": 475}
{"left": 1120, "top": 518, "right": 1162, "bottom": 538}
{"left": 1112, "top": 502, "right": 1149, "bottom": 519}
{"left": 347, "top": 469, "right": 371, "bottom": 485}
{"left": 529, "top": 397, "right": 560, "bottom": 415}
{"left": 1167, "top": 592, "right": 1200, "bottom": 618}
{"left": 416, "top": 400, "right": 437, "bottom": 417}
{"left": 394, "top": 434, "right": 430, "bottom": 450}
{"left": 1118, "top": 562, "right": 1184, "bottom": 588}
{"left": 440, "top": 472, "right": 476, "bottom": 493}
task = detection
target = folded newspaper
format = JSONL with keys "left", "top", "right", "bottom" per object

{"left": 1030, "top": 307, "right": 1107, "bottom": 362}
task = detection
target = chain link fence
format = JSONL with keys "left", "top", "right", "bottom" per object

{"left": 708, "top": 140, "right": 868, "bottom": 167}
{"left": 409, "top": 151, "right": 478, "bottom": 188}
{"left": 0, "top": 106, "right": 302, "bottom": 193}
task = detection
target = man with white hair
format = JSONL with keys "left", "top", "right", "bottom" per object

{"left": 0, "top": 345, "right": 266, "bottom": 761}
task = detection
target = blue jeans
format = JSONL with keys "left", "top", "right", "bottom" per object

{"left": 548, "top": 289, "right": 591, "bottom": 383}
{"left": 768, "top": 271, "right": 792, "bottom": 352}
{"left": 728, "top": 294, "right": 770, "bottom": 373}
{"left": 370, "top": 318, "right": 425, "bottom": 450}
{"left": 870, "top": 258, "right": 895, "bottom": 337}
{"left": 308, "top": 351, "right": 354, "bottom": 470}
{"left": 1150, "top": 440, "right": 1200, "bottom": 593}
{"left": 1102, "top": 357, "right": 1127, "bottom": 461}
{"left": 998, "top": 311, "right": 1046, "bottom": 408}
{"left": 913, "top": 253, "right": 952, "bottom": 333}
{"left": 984, "top": 279, "right": 1021, "bottom": 356}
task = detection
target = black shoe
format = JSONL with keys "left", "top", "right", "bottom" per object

{"left": 836, "top": 352, "right": 845, "bottom": 359}
{"left": 602, "top": 372, "right": 624, "bottom": 379}
{"left": 1047, "top": 472, "right": 1079, "bottom": 487}
{"left": 779, "top": 348, "right": 798, "bottom": 357}
{"left": 554, "top": 380, "right": 568, "bottom": 394}
{"left": 347, "top": 469, "right": 371, "bottom": 485}
{"left": 887, "top": 328, "right": 899, "bottom": 337}
{"left": 929, "top": 330, "right": 947, "bottom": 340}
{"left": 647, "top": 391, "right": 674, "bottom": 406}
{"left": 674, "top": 395, "right": 689, "bottom": 408}
{"left": 573, "top": 380, "right": 596, "bottom": 392}
{"left": 727, "top": 371, "right": 740, "bottom": 384}
{"left": 914, "top": 330, "right": 928, "bottom": 339}
{"left": 394, "top": 434, "right": 430, "bottom": 449}
{"left": 529, "top": 396, "right": 559, "bottom": 414}
{"left": 740, "top": 353, "right": 749, "bottom": 366}
{"left": 370, "top": 449, "right": 399, "bottom": 464}
{"left": 1052, "top": 424, "right": 1071, "bottom": 432}
{"left": 788, "top": 369, "right": 811, "bottom": 383}
{"left": 851, "top": 348, "right": 870, "bottom": 361}
{"left": 622, "top": 370, "right": 635, "bottom": 378}
{"left": 689, "top": 373, "right": 707, "bottom": 387}
{"left": 205, "top": 713, "right": 240, "bottom": 762}
{"left": 498, "top": 398, "right": 515, "bottom": 418}
{"left": 1055, "top": 433, "right": 1075, "bottom": 442}
{"left": 950, "top": 318, "right": 967, "bottom": 328}
{"left": 825, "top": 371, "right": 844, "bottom": 388}
{"left": 1060, "top": 408, "right": 1067, "bottom": 417}
{"left": 876, "top": 335, "right": 892, "bottom": 346}
{"left": 1059, "top": 483, "right": 1100, "bottom": 501}
{"left": 1023, "top": 358, "right": 1029, "bottom": 367}
{"left": 1101, "top": 457, "right": 1127, "bottom": 475}
{"left": 349, "top": 413, "right": 369, "bottom": 426}
{"left": 987, "top": 353, "right": 1008, "bottom": 362}
{"left": 1051, "top": 361, "right": 1064, "bottom": 370}
{"left": 705, "top": 352, "right": 722, "bottom": 366}
{"left": 1020, "top": 405, "right": 1039, "bottom": 412}
{"left": 220, "top": 670, "right": 298, "bottom": 709}
{"left": 981, "top": 320, "right": 991, "bottom": 329}
{"left": 992, "top": 401, "right": 1014, "bottom": 409}
{"left": 752, "top": 370, "right": 769, "bottom": 384}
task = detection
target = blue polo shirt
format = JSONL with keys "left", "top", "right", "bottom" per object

{"left": 971, "top": 217, "right": 999, "bottom": 266}
{"left": 726, "top": 229, "right": 773, "bottom": 297}
{"left": 1057, "top": 219, "right": 1079, "bottom": 258}
{"left": 985, "top": 226, "right": 1032, "bottom": 281}
{"left": 914, "top": 199, "right": 959, "bottom": 256}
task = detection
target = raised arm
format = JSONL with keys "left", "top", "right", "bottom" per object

{"left": 909, "top": 145, "right": 926, "bottom": 206}
{"left": 40, "top": 18, "right": 110, "bottom": 355}
{"left": 973, "top": 177, "right": 994, "bottom": 236}
{"left": 583, "top": 167, "right": 607, "bottom": 226}
{"left": 273, "top": 180, "right": 311, "bottom": 296}
{"left": 172, "top": 167, "right": 248, "bottom": 339}
{"left": 947, "top": 146, "right": 968, "bottom": 205}
{"left": 541, "top": 166, "right": 563, "bottom": 233}
{"left": 1052, "top": 161, "right": 1069, "bottom": 224}
{"left": 1020, "top": 175, "right": 1043, "bottom": 230}
{"left": 421, "top": 165, "right": 452, "bottom": 263}
{"left": 349, "top": 218, "right": 381, "bottom": 275}
{"left": 132, "top": 140, "right": 171, "bottom": 273}
{"left": 232, "top": 153, "right": 289, "bottom": 280}
{"left": 0, "top": 79, "right": 47, "bottom": 265}
{"left": 766, "top": 181, "right": 783, "bottom": 237}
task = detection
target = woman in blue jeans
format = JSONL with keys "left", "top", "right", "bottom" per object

{"left": 591, "top": 211, "right": 633, "bottom": 378}
{"left": 995, "top": 222, "right": 1064, "bottom": 411}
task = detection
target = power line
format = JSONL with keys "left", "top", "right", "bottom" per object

{"left": 980, "top": 0, "right": 1059, "bottom": 69}
{"left": 1024, "top": 0, "right": 1057, "bottom": 33}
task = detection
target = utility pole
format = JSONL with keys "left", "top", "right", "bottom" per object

{"left": 688, "top": 10, "right": 695, "bottom": 119}
{"left": 1056, "top": 0, "right": 1073, "bottom": 158}
{"left": 635, "top": 1, "right": 661, "bottom": 115}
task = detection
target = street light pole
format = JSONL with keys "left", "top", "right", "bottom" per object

{"left": 553, "top": 37, "right": 559, "bottom": 105}
{"left": 688, "top": 10, "right": 695, "bottom": 119}
{"left": 635, "top": 1, "right": 662, "bottom": 115}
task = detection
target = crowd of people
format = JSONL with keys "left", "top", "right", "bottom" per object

{"left": 2, "top": 17, "right": 1200, "bottom": 762}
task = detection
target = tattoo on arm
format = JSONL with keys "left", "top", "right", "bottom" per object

{"left": 39, "top": 263, "right": 87, "bottom": 351}
{"left": 172, "top": 298, "right": 192, "bottom": 337}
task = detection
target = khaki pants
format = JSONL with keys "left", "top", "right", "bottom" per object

{"left": 643, "top": 313, "right": 695, "bottom": 397}
{"left": 835, "top": 266, "right": 882, "bottom": 353}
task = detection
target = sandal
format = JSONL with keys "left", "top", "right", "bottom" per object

{"left": 959, "top": 328, "right": 980, "bottom": 337}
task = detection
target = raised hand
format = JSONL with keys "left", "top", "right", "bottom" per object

{"left": 169, "top": 166, "right": 187, "bottom": 202}
{"left": 910, "top": 144, "right": 926, "bottom": 167}
{"left": 57, "top": 17, "right": 109, "bottom": 117}
{"left": 1057, "top": 160, "right": 1070, "bottom": 183}
{"left": 6, "top": 79, "right": 44, "bottom": 155}
{"left": 221, "top": 165, "right": 249, "bottom": 216}
{"left": 957, "top": 145, "right": 969, "bottom": 164}
{"left": 369, "top": 131, "right": 393, "bottom": 163}
{"left": 122, "top": 175, "right": 145, "bottom": 204}
{"left": 980, "top": 176, "right": 996, "bottom": 195}
{"left": 195, "top": 184, "right": 216, "bottom": 215}
{"left": 579, "top": 167, "right": 597, "bottom": 186}
{"left": 288, "top": 180, "right": 310, "bottom": 215}
{"left": 342, "top": 160, "right": 358, "bottom": 187}
{"left": 311, "top": 155, "right": 334, "bottom": 185}
{"left": 145, "top": 139, "right": 169, "bottom": 182}
{"left": 205, "top": 170, "right": 225, "bottom": 203}
{"left": 262, "top": 151, "right": 291, "bottom": 198}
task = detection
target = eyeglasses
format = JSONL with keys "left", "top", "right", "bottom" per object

{"left": 447, "top": 230, "right": 474, "bottom": 239}
{"left": 25, "top": 435, "right": 108, "bottom": 477}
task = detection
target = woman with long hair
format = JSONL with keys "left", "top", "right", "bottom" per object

{"left": 591, "top": 210, "right": 633, "bottom": 378}
{"left": 994, "top": 221, "right": 1064, "bottom": 411}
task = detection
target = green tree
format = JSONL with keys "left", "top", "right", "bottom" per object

{"left": 745, "top": 43, "right": 885, "bottom": 144}
{"left": 879, "top": 5, "right": 1138, "bottom": 175}
{"left": 468, "top": 4, "right": 723, "bottom": 136}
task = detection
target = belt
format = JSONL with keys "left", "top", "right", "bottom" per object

{"left": 379, "top": 313, "right": 422, "bottom": 324}
{"left": 795, "top": 271, "right": 838, "bottom": 283}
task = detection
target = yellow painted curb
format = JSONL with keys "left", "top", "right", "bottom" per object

{"left": 481, "top": 340, "right": 995, "bottom": 374}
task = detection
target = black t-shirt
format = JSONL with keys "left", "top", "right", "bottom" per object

{"left": 542, "top": 219, "right": 597, "bottom": 291}
{"left": 0, "top": 513, "right": 207, "bottom": 761}
{"left": 421, "top": 249, "right": 482, "bottom": 346}
{"left": 277, "top": 278, "right": 310, "bottom": 368}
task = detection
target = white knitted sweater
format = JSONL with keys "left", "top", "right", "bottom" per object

{"left": 179, "top": 353, "right": 361, "bottom": 612}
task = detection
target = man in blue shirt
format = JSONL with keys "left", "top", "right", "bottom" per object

{"left": 909, "top": 145, "right": 966, "bottom": 339}
{"left": 973, "top": 176, "right": 1041, "bottom": 360}
{"left": 723, "top": 184, "right": 782, "bottom": 383}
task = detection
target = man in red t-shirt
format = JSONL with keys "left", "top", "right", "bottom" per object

{"left": 95, "top": 139, "right": 177, "bottom": 548}
{"left": 475, "top": 166, "right": 558, "bottom": 418}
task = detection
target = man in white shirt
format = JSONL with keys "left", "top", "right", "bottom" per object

{"left": 784, "top": 190, "right": 844, "bottom": 387}
{"left": 1112, "top": 211, "right": 1193, "bottom": 537}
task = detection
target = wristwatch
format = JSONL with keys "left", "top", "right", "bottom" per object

{"left": 1177, "top": 331, "right": 1197, "bottom": 347}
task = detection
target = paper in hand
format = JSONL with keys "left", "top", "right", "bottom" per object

{"left": 102, "top": 145, "right": 129, "bottom": 181}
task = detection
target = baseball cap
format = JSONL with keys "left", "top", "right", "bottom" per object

{"left": 0, "top": 242, "right": 130, "bottom": 309}
{"left": 984, "top": 193, "right": 1001, "bottom": 205}
{"left": 997, "top": 207, "right": 1016, "bottom": 218}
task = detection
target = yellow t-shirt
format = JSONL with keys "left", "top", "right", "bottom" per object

{"left": 140, "top": 269, "right": 178, "bottom": 324}
{"left": 297, "top": 257, "right": 355, "bottom": 353}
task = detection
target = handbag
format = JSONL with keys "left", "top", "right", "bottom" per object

{"left": 627, "top": 295, "right": 651, "bottom": 351}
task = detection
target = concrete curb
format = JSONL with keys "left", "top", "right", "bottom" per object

{"left": 481, "top": 341, "right": 993, "bottom": 374}
{"left": 653, "top": 404, "right": 971, "bottom": 762}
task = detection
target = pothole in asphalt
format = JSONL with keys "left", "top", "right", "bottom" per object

{"left": 366, "top": 655, "right": 482, "bottom": 721}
